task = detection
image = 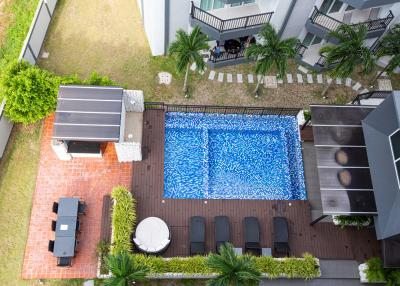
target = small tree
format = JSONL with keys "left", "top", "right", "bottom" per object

{"left": 245, "top": 23, "right": 297, "bottom": 95}
{"left": 206, "top": 243, "right": 261, "bottom": 286}
{"left": 0, "top": 60, "right": 60, "bottom": 124}
{"left": 319, "top": 24, "right": 374, "bottom": 96}
{"left": 168, "top": 26, "right": 209, "bottom": 94}
{"left": 105, "top": 251, "right": 149, "bottom": 286}
{"left": 374, "top": 24, "right": 400, "bottom": 81}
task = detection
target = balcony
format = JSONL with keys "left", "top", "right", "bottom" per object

{"left": 190, "top": 2, "right": 273, "bottom": 41}
{"left": 306, "top": 6, "right": 394, "bottom": 42}
{"left": 208, "top": 49, "right": 251, "bottom": 68}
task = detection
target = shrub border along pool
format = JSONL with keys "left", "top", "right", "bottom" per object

{"left": 98, "top": 253, "right": 321, "bottom": 280}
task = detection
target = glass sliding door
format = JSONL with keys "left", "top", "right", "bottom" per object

{"left": 200, "top": 0, "right": 213, "bottom": 11}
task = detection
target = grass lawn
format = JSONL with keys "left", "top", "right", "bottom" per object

{"left": 38, "top": 0, "right": 359, "bottom": 108}
{"left": 0, "top": 124, "right": 42, "bottom": 286}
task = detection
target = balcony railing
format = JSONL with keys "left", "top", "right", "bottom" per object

{"left": 209, "top": 49, "right": 246, "bottom": 63}
{"left": 295, "top": 42, "right": 308, "bottom": 57}
{"left": 310, "top": 6, "right": 394, "bottom": 33}
{"left": 190, "top": 2, "right": 273, "bottom": 33}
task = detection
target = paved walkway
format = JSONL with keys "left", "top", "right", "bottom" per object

{"left": 22, "top": 115, "right": 132, "bottom": 279}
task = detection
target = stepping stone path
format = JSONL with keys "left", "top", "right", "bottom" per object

{"left": 158, "top": 72, "right": 172, "bottom": 85}
{"left": 277, "top": 77, "right": 283, "bottom": 84}
{"left": 286, "top": 74, "right": 293, "bottom": 83}
{"left": 218, "top": 73, "right": 224, "bottom": 82}
{"left": 317, "top": 74, "right": 323, "bottom": 84}
{"left": 336, "top": 78, "right": 342, "bottom": 85}
{"left": 190, "top": 62, "right": 197, "bottom": 71}
{"left": 345, "top": 78, "right": 352, "bottom": 87}
{"left": 298, "top": 65, "right": 309, "bottom": 74}
{"left": 326, "top": 76, "right": 333, "bottom": 84}
{"left": 227, "top": 73, "right": 233, "bottom": 83}
{"left": 352, "top": 82, "right": 362, "bottom": 91}
{"left": 377, "top": 71, "right": 388, "bottom": 77}
{"left": 237, "top": 74, "right": 243, "bottom": 83}
{"left": 359, "top": 88, "right": 369, "bottom": 94}
{"left": 248, "top": 74, "right": 254, "bottom": 83}
{"left": 307, "top": 74, "right": 313, "bottom": 84}
{"left": 297, "top": 74, "right": 303, "bottom": 83}
{"left": 257, "top": 74, "right": 263, "bottom": 83}
{"left": 378, "top": 79, "right": 393, "bottom": 91}
{"left": 264, "top": 76, "right": 277, "bottom": 88}
{"left": 208, "top": 70, "right": 216, "bottom": 80}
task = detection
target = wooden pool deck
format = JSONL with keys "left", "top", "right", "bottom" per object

{"left": 131, "top": 110, "right": 380, "bottom": 260}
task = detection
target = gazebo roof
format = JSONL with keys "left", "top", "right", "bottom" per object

{"left": 53, "top": 85, "right": 123, "bottom": 142}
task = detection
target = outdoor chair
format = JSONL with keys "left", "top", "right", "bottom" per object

{"left": 244, "top": 217, "right": 261, "bottom": 255}
{"left": 78, "top": 201, "right": 86, "bottom": 215}
{"left": 57, "top": 257, "right": 72, "bottom": 267}
{"left": 190, "top": 216, "right": 206, "bottom": 255}
{"left": 215, "top": 216, "right": 230, "bottom": 253}
{"left": 48, "top": 240, "right": 54, "bottom": 253}
{"left": 273, "top": 217, "right": 290, "bottom": 256}
{"left": 51, "top": 220, "right": 56, "bottom": 231}
{"left": 52, "top": 202, "right": 58, "bottom": 214}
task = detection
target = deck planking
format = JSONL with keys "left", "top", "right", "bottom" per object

{"left": 132, "top": 110, "right": 380, "bottom": 261}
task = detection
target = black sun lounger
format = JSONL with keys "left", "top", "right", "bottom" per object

{"left": 190, "top": 216, "right": 206, "bottom": 255}
{"left": 244, "top": 217, "right": 261, "bottom": 255}
{"left": 215, "top": 216, "right": 230, "bottom": 253}
{"left": 273, "top": 216, "right": 290, "bottom": 256}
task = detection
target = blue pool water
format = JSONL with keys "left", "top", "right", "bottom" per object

{"left": 164, "top": 112, "right": 306, "bottom": 200}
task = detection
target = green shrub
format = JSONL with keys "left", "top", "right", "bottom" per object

{"left": 96, "top": 240, "right": 110, "bottom": 275}
{"left": 365, "top": 257, "right": 400, "bottom": 285}
{"left": 334, "top": 215, "right": 372, "bottom": 230}
{"left": 130, "top": 253, "right": 320, "bottom": 279}
{"left": 0, "top": 60, "right": 61, "bottom": 123}
{"left": 111, "top": 186, "right": 136, "bottom": 254}
{"left": 0, "top": 61, "right": 122, "bottom": 124}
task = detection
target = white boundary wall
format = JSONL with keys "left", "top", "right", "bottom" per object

{"left": 0, "top": 0, "right": 57, "bottom": 158}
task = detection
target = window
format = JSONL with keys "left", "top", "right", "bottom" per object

{"left": 231, "top": 0, "right": 256, "bottom": 7}
{"left": 320, "top": 0, "right": 343, "bottom": 14}
{"left": 389, "top": 129, "right": 400, "bottom": 185}
{"left": 200, "top": 0, "right": 224, "bottom": 11}
{"left": 302, "top": 33, "right": 322, "bottom": 47}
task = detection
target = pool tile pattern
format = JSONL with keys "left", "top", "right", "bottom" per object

{"left": 164, "top": 113, "right": 306, "bottom": 200}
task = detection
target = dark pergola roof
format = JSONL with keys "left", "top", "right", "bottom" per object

{"left": 53, "top": 85, "right": 123, "bottom": 142}
{"left": 362, "top": 92, "right": 400, "bottom": 240}
{"left": 310, "top": 104, "right": 377, "bottom": 215}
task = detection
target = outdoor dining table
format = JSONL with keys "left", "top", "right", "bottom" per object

{"left": 53, "top": 198, "right": 79, "bottom": 258}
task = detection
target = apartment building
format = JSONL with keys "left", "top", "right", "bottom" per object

{"left": 137, "top": 0, "right": 400, "bottom": 69}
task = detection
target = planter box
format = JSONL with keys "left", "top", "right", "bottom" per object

{"left": 332, "top": 216, "right": 372, "bottom": 227}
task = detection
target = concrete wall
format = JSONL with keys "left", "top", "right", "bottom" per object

{"left": 168, "top": 0, "right": 191, "bottom": 52}
{"left": 139, "top": 0, "right": 166, "bottom": 56}
{"left": 281, "top": 0, "right": 316, "bottom": 39}
{"left": 0, "top": 0, "right": 58, "bottom": 158}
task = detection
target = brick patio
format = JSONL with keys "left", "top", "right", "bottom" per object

{"left": 22, "top": 115, "right": 132, "bottom": 279}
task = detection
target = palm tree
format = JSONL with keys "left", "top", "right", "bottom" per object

{"left": 374, "top": 24, "right": 400, "bottom": 81}
{"left": 245, "top": 23, "right": 297, "bottom": 95}
{"left": 168, "top": 26, "right": 209, "bottom": 94}
{"left": 104, "top": 251, "right": 149, "bottom": 286}
{"left": 319, "top": 24, "right": 374, "bottom": 96}
{"left": 205, "top": 243, "right": 261, "bottom": 286}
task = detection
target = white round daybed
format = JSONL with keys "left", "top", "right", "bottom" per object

{"left": 133, "top": 217, "right": 171, "bottom": 254}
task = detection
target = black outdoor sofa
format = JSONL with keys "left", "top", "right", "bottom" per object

{"left": 244, "top": 217, "right": 261, "bottom": 255}
{"left": 190, "top": 216, "right": 206, "bottom": 255}
{"left": 215, "top": 216, "right": 230, "bottom": 253}
{"left": 273, "top": 216, "right": 290, "bottom": 256}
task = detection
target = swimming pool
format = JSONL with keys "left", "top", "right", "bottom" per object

{"left": 164, "top": 112, "right": 306, "bottom": 200}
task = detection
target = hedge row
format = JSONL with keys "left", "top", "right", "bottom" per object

{"left": 111, "top": 186, "right": 136, "bottom": 254}
{"left": 131, "top": 253, "right": 320, "bottom": 279}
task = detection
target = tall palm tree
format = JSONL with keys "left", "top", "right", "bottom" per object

{"left": 105, "top": 251, "right": 149, "bottom": 286}
{"left": 374, "top": 24, "right": 400, "bottom": 81}
{"left": 205, "top": 243, "right": 261, "bottom": 286}
{"left": 169, "top": 26, "right": 209, "bottom": 94}
{"left": 319, "top": 24, "right": 374, "bottom": 96}
{"left": 245, "top": 23, "right": 297, "bottom": 94}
